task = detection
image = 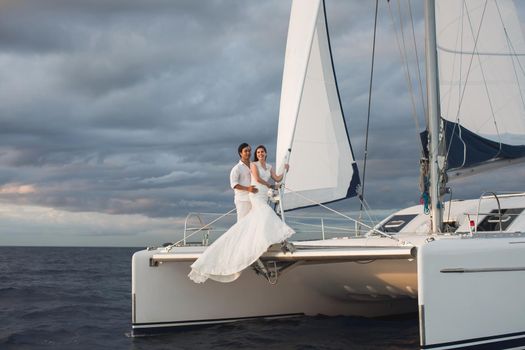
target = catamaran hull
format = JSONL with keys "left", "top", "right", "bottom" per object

{"left": 131, "top": 248, "right": 418, "bottom": 336}
{"left": 418, "top": 237, "right": 525, "bottom": 350}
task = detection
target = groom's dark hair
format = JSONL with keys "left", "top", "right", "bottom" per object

{"left": 237, "top": 142, "right": 250, "bottom": 157}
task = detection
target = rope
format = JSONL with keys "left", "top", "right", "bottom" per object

{"left": 444, "top": 0, "right": 490, "bottom": 165}
{"left": 465, "top": 1, "right": 501, "bottom": 157}
{"left": 494, "top": 1, "right": 525, "bottom": 131}
{"left": 445, "top": 0, "right": 525, "bottom": 165}
{"left": 387, "top": 0, "right": 424, "bottom": 153}
{"left": 359, "top": 0, "right": 379, "bottom": 213}
{"left": 358, "top": 196, "right": 380, "bottom": 228}
{"left": 407, "top": 0, "right": 427, "bottom": 120}
{"left": 388, "top": 0, "right": 431, "bottom": 215}
{"left": 284, "top": 185, "right": 409, "bottom": 244}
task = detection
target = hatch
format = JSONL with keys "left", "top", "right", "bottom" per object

{"left": 379, "top": 214, "right": 418, "bottom": 233}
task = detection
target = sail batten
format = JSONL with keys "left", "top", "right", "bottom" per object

{"left": 276, "top": 0, "right": 360, "bottom": 211}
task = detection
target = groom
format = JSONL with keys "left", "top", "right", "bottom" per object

{"left": 230, "top": 143, "right": 258, "bottom": 221}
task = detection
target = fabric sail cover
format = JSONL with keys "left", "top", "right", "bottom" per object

{"left": 434, "top": 0, "right": 525, "bottom": 171}
{"left": 276, "top": 0, "right": 360, "bottom": 211}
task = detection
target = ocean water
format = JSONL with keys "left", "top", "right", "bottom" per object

{"left": 0, "top": 247, "right": 419, "bottom": 349}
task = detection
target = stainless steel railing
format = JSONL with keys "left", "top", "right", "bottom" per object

{"left": 178, "top": 211, "right": 379, "bottom": 247}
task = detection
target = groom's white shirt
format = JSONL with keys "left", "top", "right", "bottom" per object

{"left": 230, "top": 160, "right": 252, "bottom": 220}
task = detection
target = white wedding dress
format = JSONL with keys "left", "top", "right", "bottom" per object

{"left": 188, "top": 161, "right": 295, "bottom": 283}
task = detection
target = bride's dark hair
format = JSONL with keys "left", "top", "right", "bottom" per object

{"left": 253, "top": 145, "right": 267, "bottom": 162}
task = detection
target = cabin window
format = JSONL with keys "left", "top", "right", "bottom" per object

{"left": 380, "top": 214, "right": 418, "bottom": 233}
{"left": 476, "top": 208, "right": 524, "bottom": 232}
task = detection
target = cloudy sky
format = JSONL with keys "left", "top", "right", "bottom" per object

{"left": 0, "top": 0, "right": 524, "bottom": 246}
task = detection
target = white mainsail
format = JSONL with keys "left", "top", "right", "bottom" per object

{"left": 275, "top": 0, "right": 360, "bottom": 211}
{"left": 435, "top": 0, "right": 525, "bottom": 170}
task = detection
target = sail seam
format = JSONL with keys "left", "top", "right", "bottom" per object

{"left": 437, "top": 45, "right": 525, "bottom": 56}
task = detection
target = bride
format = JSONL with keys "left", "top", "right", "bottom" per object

{"left": 188, "top": 145, "right": 294, "bottom": 283}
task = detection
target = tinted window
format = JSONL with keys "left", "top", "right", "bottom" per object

{"left": 380, "top": 214, "right": 418, "bottom": 233}
{"left": 477, "top": 208, "right": 524, "bottom": 232}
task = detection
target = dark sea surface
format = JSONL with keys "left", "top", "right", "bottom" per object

{"left": 0, "top": 247, "right": 419, "bottom": 349}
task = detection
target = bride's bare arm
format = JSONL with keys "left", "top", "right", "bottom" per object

{"left": 251, "top": 163, "right": 272, "bottom": 188}
{"left": 271, "top": 164, "right": 289, "bottom": 182}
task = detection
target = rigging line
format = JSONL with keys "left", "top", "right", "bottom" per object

{"left": 358, "top": 192, "right": 379, "bottom": 236}
{"left": 458, "top": 2, "right": 465, "bottom": 119}
{"left": 284, "top": 185, "right": 407, "bottom": 243}
{"left": 387, "top": 0, "right": 423, "bottom": 153}
{"left": 444, "top": 0, "right": 489, "bottom": 163}
{"left": 359, "top": 196, "right": 381, "bottom": 227}
{"left": 359, "top": 0, "right": 379, "bottom": 213}
{"left": 504, "top": 38, "right": 525, "bottom": 111}
{"left": 495, "top": 1, "right": 525, "bottom": 111}
{"left": 446, "top": 188, "right": 453, "bottom": 223}
{"left": 464, "top": 0, "right": 502, "bottom": 158}
{"left": 459, "top": 122, "right": 467, "bottom": 168}
{"left": 286, "top": 220, "right": 357, "bottom": 233}
{"left": 443, "top": 1, "right": 465, "bottom": 124}
{"left": 397, "top": 0, "right": 422, "bottom": 136}
{"left": 441, "top": 1, "right": 467, "bottom": 171}
{"left": 444, "top": 1, "right": 468, "bottom": 166}
{"left": 358, "top": 198, "right": 375, "bottom": 231}
{"left": 407, "top": 0, "right": 427, "bottom": 122}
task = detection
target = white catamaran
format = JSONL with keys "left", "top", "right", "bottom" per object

{"left": 132, "top": 1, "right": 525, "bottom": 348}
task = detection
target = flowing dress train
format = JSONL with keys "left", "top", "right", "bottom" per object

{"left": 188, "top": 162, "right": 294, "bottom": 283}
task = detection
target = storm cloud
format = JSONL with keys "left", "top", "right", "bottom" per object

{"left": 0, "top": 0, "right": 523, "bottom": 246}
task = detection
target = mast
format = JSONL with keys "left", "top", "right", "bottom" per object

{"left": 424, "top": 0, "right": 443, "bottom": 233}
